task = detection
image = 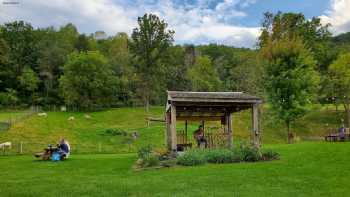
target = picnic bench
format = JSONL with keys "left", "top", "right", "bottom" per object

{"left": 325, "top": 128, "right": 350, "bottom": 142}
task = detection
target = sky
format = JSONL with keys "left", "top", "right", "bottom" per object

{"left": 0, "top": 0, "right": 350, "bottom": 48}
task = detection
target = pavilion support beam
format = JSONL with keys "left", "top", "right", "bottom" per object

{"left": 227, "top": 113, "right": 233, "bottom": 148}
{"left": 165, "top": 112, "right": 171, "bottom": 150}
{"left": 170, "top": 104, "right": 177, "bottom": 151}
{"left": 252, "top": 103, "right": 260, "bottom": 148}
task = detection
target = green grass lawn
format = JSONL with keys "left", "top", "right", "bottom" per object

{"left": 0, "top": 110, "right": 30, "bottom": 122}
{"left": 0, "top": 105, "right": 347, "bottom": 154}
{"left": 0, "top": 142, "right": 349, "bottom": 197}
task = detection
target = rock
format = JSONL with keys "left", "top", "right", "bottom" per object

{"left": 68, "top": 116, "right": 75, "bottom": 121}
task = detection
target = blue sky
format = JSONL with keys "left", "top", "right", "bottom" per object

{"left": 0, "top": 0, "right": 349, "bottom": 48}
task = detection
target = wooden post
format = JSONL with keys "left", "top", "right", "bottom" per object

{"left": 227, "top": 113, "right": 233, "bottom": 148}
{"left": 20, "top": 141, "right": 23, "bottom": 154}
{"left": 165, "top": 112, "right": 171, "bottom": 150}
{"left": 170, "top": 104, "right": 177, "bottom": 151}
{"left": 252, "top": 104, "right": 260, "bottom": 148}
{"left": 185, "top": 120, "right": 188, "bottom": 143}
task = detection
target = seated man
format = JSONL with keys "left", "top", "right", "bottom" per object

{"left": 58, "top": 138, "right": 70, "bottom": 160}
{"left": 339, "top": 125, "right": 346, "bottom": 140}
{"left": 193, "top": 125, "right": 207, "bottom": 148}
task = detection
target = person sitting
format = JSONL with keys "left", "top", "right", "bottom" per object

{"left": 193, "top": 125, "right": 207, "bottom": 148}
{"left": 58, "top": 138, "right": 70, "bottom": 160}
{"left": 338, "top": 125, "right": 346, "bottom": 141}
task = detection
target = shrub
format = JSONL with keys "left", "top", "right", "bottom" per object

{"left": 103, "top": 128, "right": 127, "bottom": 136}
{"left": 177, "top": 150, "right": 206, "bottom": 166}
{"left": 160, "top": 159, "right": 177, "bottom": 167}
{"left": 174, "top": 143, "right": 279, "bottom": 167}
{"left": 142, "top": 154, "right": 160, "bottom": 167}
{"left": 240, "top": 145, "right": 262, "bottom": 162}
{"left": 136, "top": 145, "right": 160, "bottom": 168}
{"left": 205, "top": 149, "right": 237, "bottom": 164}
{"left": 262, "top": 150, "right": 280, "bottom": 161}
{"left": 137, "top": 145, "right": 153, "bottom": 159}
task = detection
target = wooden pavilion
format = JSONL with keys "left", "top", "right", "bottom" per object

{"left": 165, "top": 91, "right": 263, "bottom": 151}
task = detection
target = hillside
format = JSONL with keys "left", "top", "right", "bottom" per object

{"left": 0, "top": 105, "right": 345, "bottom": 154}
{"left": 332, "top": 32, "right": 350, "bottom": 45}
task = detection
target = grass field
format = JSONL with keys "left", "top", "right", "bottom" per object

{"left": 0, "top": 105, "right": 346, "bottom": 154}
{"left": 0, "top": 142, "right": 349, "bottom": 197}
{"left": 0, "top": 106, "right": 349, "bottom": 196}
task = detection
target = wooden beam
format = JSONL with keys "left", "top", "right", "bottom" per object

{"left": 185, "top": 120, "right": 188, "bottom": 142}
{"left": 252, "top": 104, "right": 260, "bottom": 148}
{"left": 227, "top": 113, "right": 233, "bottom": 148}
{"left": 171, "top": 98, "right": 263, "bottom": 104}
{"left": 165, "top": 112, "right": 171, "bottom": 150}
{"left": 177, "top": 112, "right": 225, "bottom": 118}
{"left": 170, "top": 104, "right": 177, "bottom": 151}
{"left": 177, "top": 116, "right": 222, "bottom": 121}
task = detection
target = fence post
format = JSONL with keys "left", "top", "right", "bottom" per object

{"left": 20, "top": 142, "right": 23, "bottom": 154}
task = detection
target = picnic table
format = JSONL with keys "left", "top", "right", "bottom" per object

{"left": 325, "top": 133, "right": 350, "bottom": 142}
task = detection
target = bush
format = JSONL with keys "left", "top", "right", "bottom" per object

{"left": 137, "top": 145, "right": 153, "bottom": 159}
{"left": 137, "top": 145, "right": 160, "bottom": 168}
{"left": 177, "top": 150, "right": 206, "bottom": 166}
{"left": 240, "top": 144, "right": 262, "bottom": 162}
{"left": 174, "top": 144, "right": 279, "bottom": 167}
{"left": 142, "top": 154, "right": 160, "bottom": 167}
{"left": 103, "top": 128, "right": 127, "bottom": 136}
{"left": 160, "top": 159, "right": 177, "bottom": 167}
{"left": 205, "top": 149, "right": 237, "bottom": 164}
{"left": 262, "top": 150, "right": 280, "bottom": 161}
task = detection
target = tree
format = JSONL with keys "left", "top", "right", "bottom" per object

{"left": 107, "top": 33, "right": 134, "bottom": 106}
{"left": 36, "top": 27, "right": 74, "bottom": 105}
{"left": 187, "top": 56, "right": 222, "bottom": 91}
{"left": 0, "top": 38, "right": 9, "bottom": 90}
{"left": 259, "top": 12, "right": 331, "bottom": 72}
{"left": 75, "top": 34, "right": 90, "bottom": 52}
{"left": 0, "top": 21, "right": 39, "bottom": 93}
{"left": 163, "top": 45, "right": 190, "bottom": 92}
{"left": 130, "top": 13, "right": 174, "bottom": 112}
{"left": 263, "top": 37, "right": 319, "bottom": 143}
{"left": 59, "top": 51, "right": 117, "bottom": 109}
{"left": 18, "top": 66, "right": 40, "bottom": 104}
{"left": 229, "top": 50, "right": 263, "bottom": 95}
{"left": 328, "top": 53, "right": 350, "bottom": 127}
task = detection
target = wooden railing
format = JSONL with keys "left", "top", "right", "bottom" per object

{"left": 176, "top": 128, "right": 229, "bottom": 149}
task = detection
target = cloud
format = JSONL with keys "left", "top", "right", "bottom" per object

{"left": 0, "top": 0, "right": 136, "bottom": 34}
{"left": 0, "top": 0, "right": 260, "bottom": 48}
{"left": 320, "top": 0, "right": 350, "bottom": 34}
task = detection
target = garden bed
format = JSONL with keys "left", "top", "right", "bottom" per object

{"left": 134, "top": 143, "right": 280, "bottom": 170}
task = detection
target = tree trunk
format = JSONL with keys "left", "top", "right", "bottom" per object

{"left": 344, "top": 103, "right": 350, "bottom": 128}
{"left": 286, "top": 120, "right": 292, "bottom": 144}
{"left": 144, "top": 93, "right": 150, "bottom": 113}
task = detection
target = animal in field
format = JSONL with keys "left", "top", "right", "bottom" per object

{"left": 68, "top": 116, "right": 75, "bottom": 121}
{"left": 38, "top": 112, "right": 47, "bottom": 117}
{"left": 84, "top": 114, "right": 91, "bottom": 119}
{"left": 0, "top": 142, "right": 12, "bottom": 150}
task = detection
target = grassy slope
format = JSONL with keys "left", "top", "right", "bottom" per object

{"left": 0, "top": 105, "right": 346, "bottom": 153}
{"left": 0, "top": 142, "right": 349, "bottom": 197}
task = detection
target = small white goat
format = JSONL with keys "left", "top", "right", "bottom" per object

{"left": 68, "top": 116, "right": 75, "bottom": 121}
{"left": 37, "top": 112, "right": 47, "bottom": 117}
{"left": 84, "top": 114, "right": 91, "bottom": 119}
{"left": 0, "top": 142, "right": 11, "bottom": 149}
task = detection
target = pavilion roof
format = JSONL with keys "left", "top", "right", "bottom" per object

{"left": 166, "top": 91, "right": 262, "bottom": 112}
